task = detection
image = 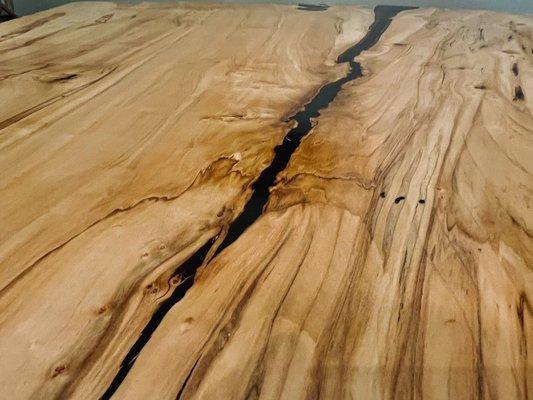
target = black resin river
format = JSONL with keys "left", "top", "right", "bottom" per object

{"left": 101, "top": 5, "right": 415, "bottom": 398}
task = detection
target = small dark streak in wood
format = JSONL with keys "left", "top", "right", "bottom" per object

{"left": 513, "top": 86, "right": 524, "bottom": 101}
{"left": 395, "top": 196, "right": 406, "bottom": 204}
{"left": 49, "top": 73, "right": 78, "bottom": 83}
{"left": 517, "top": 292, "right": 526, "bottom": 331}
{"left": 51, "top": 364, "right": 67, "bottom": 378}
{"left": 509, "top": 214, "right": 533, "bottom": 238}
{"left": 512, "top": 62, "right": 519, "bottom": 76}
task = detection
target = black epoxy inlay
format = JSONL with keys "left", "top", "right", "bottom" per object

{"left": 101, "top": 6, "right": 416, "bottom": 399}
{"left": 297, "top": 3, "right": 329, "bottom": 11}
{"left": 100, "top": 238, "right": 216, "bottom": 399}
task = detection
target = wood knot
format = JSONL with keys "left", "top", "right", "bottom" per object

{"left": 145, "top": 283, "right": 159, "bottom": 294}
{"left": 179, "top": 317, "right": 194, "bottom": 333}
{"left": 170, "top": 275, "right": 181, "bottom": 286}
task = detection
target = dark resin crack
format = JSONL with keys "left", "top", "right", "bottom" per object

{"left": 100, "top": 6, "right": 415, "bottom": 399}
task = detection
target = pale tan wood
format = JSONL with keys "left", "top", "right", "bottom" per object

{"left": 114, "top": 7, "right": 533, "bottom": 400}
{"left": 0, "top": 2, "right": 373, "bottom": 399}
{"left": 0, "top": 2, "right": 532, "bottom": 400}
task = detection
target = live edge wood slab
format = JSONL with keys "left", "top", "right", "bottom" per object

{"left": 0, "top": 2, "right": 531, "bottom": 399}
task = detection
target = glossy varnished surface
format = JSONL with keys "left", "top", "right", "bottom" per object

{"left": 0, "top": 2, "right": 531, "bottom": 399}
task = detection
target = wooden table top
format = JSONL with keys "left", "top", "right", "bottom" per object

{"left": 0, "top": 2, "right": 531, "bottom": 399}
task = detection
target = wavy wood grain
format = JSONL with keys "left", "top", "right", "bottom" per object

{"left": 0, "top": 3, "right": 372, "bottom": 398}
{"left": 0, "top": 3, "right": 532, "bottom": 400}
{"left": 114, "top": 7, "right": 533, "bottom": 400}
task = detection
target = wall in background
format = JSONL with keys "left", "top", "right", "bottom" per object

{"left": 13, "top": 0, "right": 533, "bottom": 16}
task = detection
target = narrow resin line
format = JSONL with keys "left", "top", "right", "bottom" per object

{"left": 101, "top": 6, "right": 414, "bottom": 399}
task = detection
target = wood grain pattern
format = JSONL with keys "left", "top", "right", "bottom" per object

{"left": 0, "top": 2, "right": 532, "bottom": 399}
